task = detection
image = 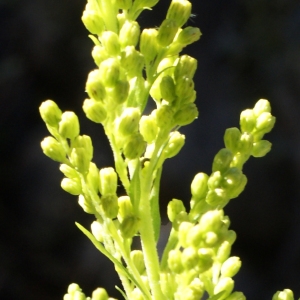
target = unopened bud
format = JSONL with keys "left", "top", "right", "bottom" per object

{"left": 191, "top": 172, "right": 209, "bottom": 200}
{"left": 99, "top": 167, "right": 118, "bottom": 195}
{"left": 237, "top": 132, "right": 253, "bottom": 154}
{"left": 87, "top": 162, "right": 100, "bottom": 192}
{"left": 82, "top": 7, "right": 105, "bottom": 35}
{"left": 167, "top": 0, "right": 192, "bottom": 28}
{"left": 160, "top": 75, "right": 176, "bottom": 103}
{"left": 221, "top": 256, "right": 241, "bottom": 278}
{"left": 157, "top": 19, "right": 178, "bottom": 47}
{"left": 117, "top": 107, "right": 141, "bottom": 136}
{"left": 212, "top": 148, "right": 233, "bottom": 173}
{"left": 139, "top": 115, "right": 158, "bottom": 143}
{"left": 224, "top": 127, "right": 241, "bottom": 154}
{"left": 167, "top": 198, "right": 186, "bottom": 222}
{"left": 217, "top": 241, "right": 231, "bottom": 263}
{"left": 182, "top": 246, "right": 198, "bottom": 270}
{"left": 91, "top": 221, "right": 104, "bottom": 242}
{"left": 214, "top": 277, "right": 234, "bottom": 299}
{"left": 78, "top": 194, "right": 95, "bottom": 214}
{"left": 70, "top": 147, "right": 90, "bottom": 174}
{"left": 59, "top": 111, "right": 80, "bottom": 140}
{"left": 177, "top": 27, "right": 201, "bottom": 45}
{"left": 118, "top": 196, "right": 133, "bottom": 221}
{"left": 253, "top": 99, "right": 271, "bottom": 117}
{"left": 272, "top": 289, "right": 294, "bottom": 300}
{"left": 140, "top": 29, "right": 158, "bottom": 62}
{"left": 222, "top": 167, "right": 247, "bottom": 199}
{"left": 252, "top": 140, "right": 272, "bottom": 157}
{"left": 156, "top": 105, "right": 174, "bottom": 128}
{"left": 60, "top": 164, "right": 79, "bottom": 179}
{"left": 39, "top": 100, "right": 62, "bottom": 127}
{"left": 178, "top": 221, "right": 194, "bottom": 248}
{"left": 92, "top": 46, "right": 109, "bottom": 67}
{"left": 86, "top": 70, "right": 106, "bottom": 101}
{"left": 197, "top": 248, "right": 213, "bottom": 273}
{"left": 163, "top": 131, "right": 185, "bottom": 159}
{"left": 174, "top": 55, "right": 197, "bottom": 81}
{"left": 168, "top": 249, "right": 184, "bottom": 273}
{"left": 119, "top": 20, "right": 140, "bottom": 47}
{"left": 61, "top": 177, "right": 82, "bottom": 195}
{"left": 240, "top": 109, "right": 256, "bottom": 133}
{"left": 108, "top": 79, "right": 130, "bottom": 105}
{"left": 91, "top": 287, "right": 109, "bottom": 300}
{"left": 121, "top": 46, "right": 145, "bottom": 78}
{"left": 83, "top": 99, "right": 107, "bottom": 123}
{"left": 174, "top": 103, "right": 198, "bottom": 126}
{"left": 41, "top": 136, "right": 66, "bottom": 163}
{"left": 225, "top": 291, "right": 246, "bottom": 300}
{"left": 175, "top": 76, "right": 194, "bottom": 99}
{"left": 123, "top": 133, "right": 146, "bottom": 159}
{"left": 120, "top": 216, "right": 140, "bottom": 238}
{"left": 73, "top": 135, "right": 93, "bottom": 163}
{"left": 101, "top": 31, "right": 120, "bottom": 56}
{"left": 99, "top": 58, "right": 120, "bottom": 87}
{"left": 130, "top": 250, "right": 146, "bottom": 274}
{"left": 101, "top": 194, "right": 119, "bottom": 218}
{"left": 255, "top": 112, "right": 276, "bottom": 135}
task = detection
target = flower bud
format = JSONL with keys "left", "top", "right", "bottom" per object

{"left": 168, "top": 249, "right": 184, "bottom": 273}
{"left": 253, "top": 99, "right": 271, "bottom": 117}
{"left": 163, "top": 131, "right": 185, "bottom": 159}
{"left": 167, "top": 198, "right": 186, "bottom": 222}
{"left": 78, "top": 194, "right": 95, "bottom": 214}
{"left": 167, "top": 0, "right": 192, "bottom": 28}
{"left": 197, "top": 248, "right": 213, "bottom": 273}
{"left": 251, "top": 140, "right": 272, "bottom": 157}
{"left": 115, "top": 0, "right": 132, "bottom": 10}
{"left": 178, "top": 221, "right": 194, "bottom": 247}
{"left": 237, "top": 132, "right": 253, "bottom": 154}
{"left": 174, "top": 55, "right": 197, "bottom": 81}
{"left": 221, "top": 256, "right": 241, "bottom": 278}
{"left": 191, "top": 172, "right": 209, "bottom": 200}
{"left": 140, "top": 29, "right": 158, "bottom": 62}
{"left": 83, "top": 99, "right": 107, "bottom": 123}
{"left": 101, "top": 194, "right": 119, "bottom": 218}
{"left": 86, "top": 70, "right": 106, "bottom": 101}
{"left": 224, "top": 127, "right": 241, "bottom": 154}
{"left": 61, "top": 177, "right": 82, "bottom": 195}
{"left": 225, "top": 292, "right": 246, "bottom": 300}
{"left": 91, "top": 288, "right": 109, "bottom": 300}
{"left": 175, "top": 76, "right": 195, "bottom": 99}
{"left": 217, "top": 241, "right": 232, "bottom": 263}
{"left": 208, "top": 171, "right": 222, "bottom": 190}
{"left": 91, "top": 221, "right": 104, "bottom": 242}
{"left": 255, "top": 112, "right": 276, "bottom": 135}
{"left": 240, "top": 109, "right": 256, "bottom": 133}
{"left": 174, "top": 103, "right": 198, "bottom": 126}
{"left": 214, "top": 277, "right": 234, "bottom": 299}
{"left": 156, "top": 104, "right": 174, "bottom": 128}
{"left": 67, "top": 283, "right": 82, "bottom": 295}
{"left": 157, "top": 19, "right": 178, "bottom": 47}
{"left": 182, "top": 246, "right": 198, "bottom": 270}
{"left": 58, "top": 111, "right": 80, "bottom": 140}
{"left": 101, "top": 31, "right": 121, "bottom": 56}
{"left": 204, "top": 231, "right": 218, "bottom": 246}
{"left": 177, "top": 27, "right": 201, "bottom": 45}
{"left": 60, "top": 164, "right": 79, "bottom": 179}
{"left": 206, "top": 189, "right": 227, "bottom": 207}
{"left": 92, "top": 46, "right": 109, "bottom": 67}
{"left": 120, "top": 216, "right": 140, "bottom": 238}
{"left": 73, "top": 135, "right": 93, "bottom": 161}
{"left": 130, "top": 250, "right": 146, "bottom": 274}
{"left": 173, "top": 211, "right": 189, "bottom": 231}
{"left": 117, "top": 107, "right": 141, "bottom": 136}
{"left": 87, "top": 162, "right": 100, "bottom": 192}
{"left": 99, "top": 167, "right": 118, "bottom": 195}
{"left": 119, "top": 20, "right": 140, "bottom": 47}
{"left": 99, "top": 58, "right": 120, "bottom": 87}
{"left": 118, "top": 196, "right": 133, "bottom": 221}
{"left": 212, "top": 148, "right": 233, "bottom": 173}
{"left": 39, "top": 100, "right": 62, "bottom": 127}
{"left": 123, "top": 133, "right": 146, "bottom": 159}
{"left": 185, "top": 278, "right": 205, "bottom": 300}
{"left": 107, "top": 79, "right": 130, "bottom": 105}
{"left": 199, "top": 210, "right": 224, "bottom": 233}
{"left": 272, "top": 289, "right": 294, "bottom": 300}
{"left": 82, "top": 7, "right": 105, "bottom": 35}
{"left": 70, "top": 147, "right": 91, "bottom": 174}
{"left": 41, "top": 136, "right": 66, "bottom": 163}
{"left": 121, "top": 46, "right": 145, "bottom": 78}
{"left": 222, "top": 167, "right": 247, "bottom": 199}
{"left": 160, "top": 75, "right": 176, "bottom": 103}
{"left": 139, "top": 115, "right": 158, "bottom": 143}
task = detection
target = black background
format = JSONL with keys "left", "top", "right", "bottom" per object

{"left": 1, "top": 0, "right": 300, "bottom": 299}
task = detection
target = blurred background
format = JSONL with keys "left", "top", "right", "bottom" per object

{"left": 1, "top": 0, "right": 300, "bottom": 299}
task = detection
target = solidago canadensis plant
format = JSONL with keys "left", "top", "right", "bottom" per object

{"left": 39, "top": 0, "right": 297, "bottom": 299}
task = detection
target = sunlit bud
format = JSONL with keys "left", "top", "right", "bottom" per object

{"left": 99, "top": 58, "right": 120, "bottom": 87}
{"left": 199, "top": 210, "right": 223, "bottom": 233}
{"left": 214, "top": 277, "right": 234, "bottom": 299}
{"left": 156, "top": 104, "right": 174, "bottom": 128}
{"left": 255, "top": 112, "right": 276, "bottom": 135}
{"left": 198, "top": 248, "right": 213, "bottom": 273}
{"left": 58, "top": 111, "right": 80, "bottom": 140}
{"left": 212, "top": 148, "right": 233, "bottom": 173}
{"left": 252, "top": 140, "right": 272, "bottom": 157}
{"left": 217, "top": 241, "right": 232, "bottom": 263}
{"left": 173, "top": 211, "right": 189, "bottom": 230}
{"left": 91, "top": 220, "right": 104, "bottom": 242}
{"left": 39, "top": 100, "right": 62, "bottom": 127}
{"left": 168, "top": 249, "right": 184, "bottom": 273}
{"left": 167, "top": 198, "right": 186, "bottom": 222}
{"left": 204, "top": 231, "right": 218, "bottom": 246}
{"left": 221, "top": 256, "right": 241, "bottom": 278}
{"left": 99, "top": 167, "right": 118, "bottom": 195}
{"left": 70, "top": 147, "right": 90, "bottom": 174}
{"left": 224, "top": 127, "right": 241, "bottom": 154}
{"left": 157, "top": 56, "right": 177, "bottom": 74}
{"left": 118, "top": 196, "right": 133, "bottom": 221}
{"left": 272, "top": 289, "right": 294, "bottom": 300}
{"left": 185, "top": 223, "right": 203, "bottom": 247}
{"left": 186, "top": 278, "right": 205, "bottom": 300}
{"left": 240, "top": 109, "right": 256, "bottom": 133}
{"left": 92, "top": 45, "right": 109, "bottom": 67}
{"left": 117, "top": 107, "right": 141, "bottom": 136}
{"left": 253, "top": 99, "right": 271, "bottom": 117}
{"left": 150, "top": 78, "right": 163, "bottom": 101}
{"left": 182, "top": 246, "right": 198, "bottom": 270}
{"left": 121, "top": 46, "right": 145, "bottom": 78}
{"left": 167, "top": 0, "right": 192, "bottom": 28}
{"left": 160, "top": 75, "right": 176, "bottom": 103}
{"left": 175, "top": 76, "right": 194, "bottom": 99}
{"left": 86, "top": 70, "right": 106, "bottom": 101}
{"left": 140, "top": 29, "right": 159, "bottom": 62}
{"left": 120, "top": 216, "right": 140, "bottom": 238}
{"left": 83, "top": 99, "right": 107, "bottom": 123}
{"left": 73, "top": 290, "right": 86, "bottom": 300}
{"left": 238, "top": 132, "right": 253, "bottom": 153}
{"left": 225, "top": 291, "right": 246, "bottom": 300}
{"left": 119, "top": 20, "right": 140, "bottom": 47}
{"left": 128, "top": 76, "right": 148, "bottom": 108}
{"left": 123, "top": 133, "right": 146, "bottom": 159}
{"left": 91, "top": 287, "right": 109, "bottom": 300}
{"left": 73, "top": 135, "right": 93, "bottom": 161}
{"left": 68, "top": 283, "right": 82, "bottom": 295}
{"left": 222, "top": 167, "right": 247, "bottom": 199}
{"left": 225, "top": 230, "right": 237, "bottom": 245}
{"left": 63, "top": 294, "right": 71, "bottom": 300}
{"left": 87, "top": 162, "right": 100, "bottom": 192}
{"left": 101, "top": 194, "right": 119, "bottom": 218}
{"left": 157, "top": 19, "right": 178, "bottom": 47}
{"left": 78, "top": 194, "right": 95, "bottom": 214}
{"left": 178, "top": 221, "right": 194, "bottom": 247}
{"left": 206, "top": 188, "right": 227, "bottom": 207}
{"left": 82, "top": 7, "right": 105, "bottom": 35}
{"left": 163, "top": 131, "right": 185, "bottom": 159}
{"left": 41, "top": 136, "right": 66, "bottom": 163}
{"left": 101, "top": 31, "right": 121, "bottom": 56}
{"left": 130, "top": 250, "right": 146, "bottom": 274}
{"left": 208, "top": 171, "right": 222, "bottom": 189}
{"left": 177, "top": 27, "right": 201, "bottom": 45}
{"left": 191, "top": 172, "right": 209, "bottom": 200}
{"left": 174, "top": 103, "right": 198, "bottom": 126}
{"left": 139, "top": 115, "right": 158, "bottom": 143}
{"left": 116, "top": 0, "right": 132, "bottom": 10}
{"left": 61, "top": 177, "right": 82, "bottom": 195}
{"left": 107, "top": 79, "right": 130, "bottom": 105}
{"left": 60, "top": 164, "right": 79, "bottom": 179}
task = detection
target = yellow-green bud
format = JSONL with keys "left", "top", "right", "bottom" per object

{"left": 175, "top": 76, "right": 195, "bottom": 99}
{"left": 120, "top": 216, "right": 140, "bottom": 238}
{"left": 217, "top": 241, "right": 232, "bottom": 263}
{"left": 117, "top": 196, "right": 133, "bottom": 221}
{"left": 253, "top": 99, "right": 271, "bottom": 117}
{"left": 212, "top": 148, "right": 233, "bottom": 173}
{"left": 99, "top": 58, "right": 120, "bottom": 87}
{"left": 157, "top": 19, "right": 178, "bottom": 47}
{"left": 73, "top": 135, "right": 93, "bottom": 161}
{"left": 70, "top": 147, "right": 91, "bottom": 174}
{"left": 167, "top": 0, "right": 192, "bottom": 28}
{"left": 139, "top": 115, "right": 158, "bottom": 143}
{"left": 167, "top": 198, "right": 186, "bottom": 222}
{"left": 197, "top": 248, "right": 213, "bottom": 273}
{"left": 224, "top": 127, "right": 241, "bottom": 154}
{"left": 82, "top": 6, "right": 105, "bottom": 35}
{"left": 123, "top": 133, "right": 146, "bottom": 159}
{"left": 185, "top": 223, "right": 203, "bottom": 247}
{"left": 214, "top": 277, "right": 234, "bottom": 299}
{"left": 178, "top": 221, "right": 194, "bottom": 248}
{"left": 117, "top": 107, "right": 141, "bottom": 136}
{"left": 174, "top": 55, "right": 197, "bottom": 81}
{"left": 58, "top": 111, "right": 80, "bottom": 140}
{"left": 60, "top": 164, "right": 79, "bottom": 179}
{"left": 156, "top": 104, "right": 174, "bottom": 128}
{"left": 177, "top": 27, "right": 201, "bottom": 45}
{"left": 191, "top": 172, "right": 209, "bottom": 200}
{"left": 101, "top": 31, "right": 120, "bottom": 56}
{"left": 101, "top": 194, "right": 119, "bottom": 218}
{"left": 272, "top": 289, "right": 294, "bottom": 300}
{"left": 78, "top": 194, "right": 95, "bottom": 214}
{"left": 116, "top": 0, "right": 132, "bottom": 10}
{"left": 237, "top": 132, "right": 253, "bottom": 154}
{"left": 225, "top": 292, "right": 246, "bottom": 300}
{"left": 206, "top": 188, "right": 228, "bottom": 207}
{"left": 83, "top": 99, "right": 107, "bottom": 123}
{"left": 168, "top": 249, "right": 184, "bottom": 273}
{"left": 119, "top": 20, "right": 140, "bottom": 47}
{"left": 91, "top": 221, "right": 104, "bottom": 242}
{"left": 130, "top": 250, "right": 146, "bottom": 274}
{"left": 99, "top": 167, "right": 118, "bottom": 195}
{"left": 204, "top": 231, "right": 218, "bottom": 246}
{"left": 199, "top": 210, "right": 223, "bottom": 233}
{"left": 163, "top": 131, "right": 185, "bottom": 159}
{"left": 185, "top": 278, "right": 205, "bottom": 300}
{"left": 86, "top": 70, "right": 106, "bottom": 101}
{"left": 240, "top": 109, "right": 256, "bottom": 133}
{"left": 221, "top": 256, "right": 241, "bottom": 278}
{"left": 87, "top": 162, "right": 100, "bottom": 192}
{"left": 182, "top": 246, "right": 199, "bottom": 270}
{"left": 91, "top": 288, "right": 109, "bottom": 300}
{"left": 173, "top": 211, "right": 189, "bottom": 230}
{"left": 140, "top": 29, "right": 158, "bottom": 62}
{"left": 208, "top": 171, "right": 222, "bottom": 189}
{"left": 61, "top": 178, "right": 82, "bottom": 195}
{"left": 107, "top": 79, "right": 130, "bottom": 105}
{"left": 255, "top": 112, "right": 276, "bottom": 135}
{"left": 67, "top": 283, "right": 82, "bottom": 295}
{"left": 121, "top": 46, "right": 145, "bottom": 78}
{"left": 92, "top": 46, "right": 109, "bottom": 67}
{"left": 41, "top": 136, "right": 67, "bottom": 163}
{"left": 160, "top": 75, "right": 176, "bottom": 103}
{"left": 225, "top": 230, "right": 237, "bottom": 245}
{"left": 252, "top": 140, "right": 272, "bottom": 157}
{"left": 73, "top": 291, "right": 86, "bottom": 300}
{"left": 39, "top": 100, "right": 62, "bottom": 127}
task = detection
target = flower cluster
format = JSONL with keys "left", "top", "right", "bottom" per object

{"left": 39, "top": 0, "right": 297, "bottom": 299}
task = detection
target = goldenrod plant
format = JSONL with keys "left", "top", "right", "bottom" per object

{"left": 39, "top": 0, "right": 297, "bottom": 299}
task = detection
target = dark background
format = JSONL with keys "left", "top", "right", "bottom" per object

{"left": 1, "top": 0, "right": 300, "bottom": 299}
